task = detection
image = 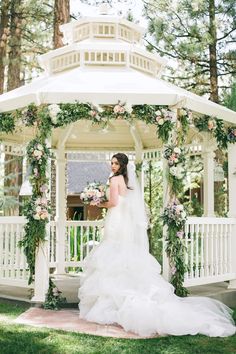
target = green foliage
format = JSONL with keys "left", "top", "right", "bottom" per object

{"left": 43, "top": 278, "right": 66, "bottom": 310}
{"left": 0, "top": 113, "right": 15, "bottom": 133}
{"left": 145, "top": 0, "right": 236, "bottom": 98}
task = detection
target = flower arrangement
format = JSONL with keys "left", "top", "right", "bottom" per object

{"left": 162, "top": 201, "right": 189, "bottom": 297}
{"left": 163, "top": 145, "right": 187, "bottom": 196}
{"left": 162, "top": 201, "right": 187, "bottom": 227}
{"left": 80, "top": 182, "right": 108, "bottom": 205}
{"left": 155, "top": 108, "right": 176, "bottom": 142}
{"left": 194, "top": 115, "right": 217, "bottom": 132}
{"left": 227, "top": 127, "right": 236, "bottom": 144}
{"left": 43, "top": 278, "right": 66, "bottom": 310}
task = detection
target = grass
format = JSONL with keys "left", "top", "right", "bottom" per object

{"left": 0, "top": 301, "right": 235, "bottom": 354}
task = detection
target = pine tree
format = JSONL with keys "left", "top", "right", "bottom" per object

{"left": 53, "top": 0, "right": 70, "bottom": 48}
{"left": 0, "top": 0, "right": 10, "bottom": 93}
{"left": 7, "top": 0, "right": 23, "bottom": 91}
{"left": 144, "top": 0, "right": 236, "bottom": 103}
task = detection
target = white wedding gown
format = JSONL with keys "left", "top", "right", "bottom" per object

{"left": 78, "top": 192, "right": 236, "bottom": 337}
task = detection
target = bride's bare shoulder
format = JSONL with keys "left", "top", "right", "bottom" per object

{"left": 110, "top": 175, "right": 124, "bottom": 184}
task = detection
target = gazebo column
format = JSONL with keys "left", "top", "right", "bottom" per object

{"left": 55, "top": 125, "right": 73, "bottom": 274}
{"left": 162, "top": 157, "right": 170, "bottom": 281}
{"left": 227, "top": 143, "right": 236, "bottom": 289}
{"left": 55, "top": 146, "right": 67, "bottom": 274}
{"left": 31, "top": 227, "right": 50, "bottom": 303}
{"left": 129, "top": 123, "right": 144, "bottom": 194}
{"left": 32, "top": 141, "right": 51, "bottom": 303}
{"left": 202, "top": 135, "right": 216, "bottom": 217}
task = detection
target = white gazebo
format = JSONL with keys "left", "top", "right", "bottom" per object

{"left": 0, "top": 7, "right": 236, "bottom": 304}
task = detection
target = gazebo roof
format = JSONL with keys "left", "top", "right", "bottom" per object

{"left": 0, "top": 8, "right": 236, "bottom": 151}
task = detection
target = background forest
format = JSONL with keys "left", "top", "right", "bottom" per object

{"left": 0, "top": 0, "right": 235, "bottom": 260}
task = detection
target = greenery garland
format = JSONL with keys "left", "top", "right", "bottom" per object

{"left": 162, "top": 201, "right": 188, "bottom": 297}
{"left": 1, "top": 101, "right": 236, "bottom": 296}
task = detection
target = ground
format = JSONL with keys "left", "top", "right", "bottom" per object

{"left": 0, "top": 300, "right": 235, "bottom": 354}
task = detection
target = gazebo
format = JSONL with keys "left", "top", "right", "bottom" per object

{"left": 0, "top": 7, "right": 236, "bottom": 304}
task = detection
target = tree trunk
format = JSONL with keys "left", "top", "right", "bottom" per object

{"left": 208, "top": 0, "right": 219, "bottom": 103}
{"left": 7, "top": 0, "right": 22, "bottom": 91}
{"left": 0, "top": 0, "right": 10, "bottom": 94}
{"left": 53, "top": 0, "right": 70, "bottom": 49}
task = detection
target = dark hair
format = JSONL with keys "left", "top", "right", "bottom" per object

{"left": 110, "top": 153, "right": 129, "bottom": 188}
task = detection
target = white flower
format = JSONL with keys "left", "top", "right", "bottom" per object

{"left": 176, "top": 165, "right": 185, "bottom": 179}
{"left": 173, "top": 147, "right": 181, "bottom": 154}
{"left": 181, "top": 211, "right": 187, "bottom": 218}
{"left": 37, "top": 144, "right": 43, "bottom": 151}
{"left": 155, "top": 110, "right": 162, "bottom": 116}
{"left": 125, "top": 103, "right": 133, "bottom": 114}
{"left": 176, "top": 204, "right": 184, "bottom": 212}
{"left": 48, "top": 104, "right": 61, "bottom": 124}
{"left": 158, "top": 118, "right": 164, "bottom": 125}
{"left": 169, "top": 166, "right": 177, "bottom": 176}
{"left": 179, "top": 109, "right": 186, "bottom": 116}
{"left": 33, "top": 150, "right": 42, "bottom": 157}
{"left": 36, "top": 206, "right": 41, "bottom": 213}
{"left": 33, "top": 214, "right": 40, "bottom": 220}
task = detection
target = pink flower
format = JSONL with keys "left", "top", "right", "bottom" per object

{"left": 155, "top": 115, "right": 161, "bottom": 122}
{"left": 114, "top": 105, "right": 125, "bottom": 114}
{"left": 90, "top": 110, "right": 97, "bottom": 117}
{"left": 176, "top": 231, "right": 184, "bottom": 238}
{"left": 40, "top": 184, "right": 48, "bottom": 193}
{"left": 171, "top": 266, "right": 177, "bottom": 275}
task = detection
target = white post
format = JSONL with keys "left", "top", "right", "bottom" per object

{"left": 227, "top": 143, "right": 236, "bottom": 289}
{"left": 31, "top": 140, "right": 51, "bottom": 303}
{"left": 202, "top": 135, "right": 216, "bottom": 217}
{"left": 55, "top": 146, "right": 66, "bottom": 274}
{"left": 31, "top": 229, "right": 49, "bottom": 303}
{"left": 162, "top": 157, "right": 171, "bottom": 280}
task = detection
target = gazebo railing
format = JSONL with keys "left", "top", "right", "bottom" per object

{"left": 0, "top": 217, "right": 29, "bottom": 286}
{"left": 0, "top": 217, "right": 236, "bottom": 292}
{"left": 49, "top": 220, "right": 104, "bottom": 272}
{"left": 183, "top": 217, "right": 236, "bottom": 286}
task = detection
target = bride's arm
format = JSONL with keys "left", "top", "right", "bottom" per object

{"left": 98, "top": 177, "right": 119, "bottom": 208}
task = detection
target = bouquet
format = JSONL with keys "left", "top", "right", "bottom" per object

{"left": 80, "top": 182, "right": 108, "bottom": 205}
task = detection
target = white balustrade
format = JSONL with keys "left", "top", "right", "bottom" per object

{"left": 1, "top": 216, "right": 236, "bottom": 291}
{"left": 0, "top": 217, "right": 29, "bottom": 286}
{"left": 183, "top": 217, "right": 236, "bottom": 286}
{"left": 49, "top": 220, "right": 104, "bottom": 273}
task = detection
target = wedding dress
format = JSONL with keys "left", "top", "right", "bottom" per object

{"left": 78, "top": 166, "right": 236, "bottom": 337}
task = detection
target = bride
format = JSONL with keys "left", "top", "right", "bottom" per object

{"left": 78, "top": 153, "right": 236, "bottom": 337}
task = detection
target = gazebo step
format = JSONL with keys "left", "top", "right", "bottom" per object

{"left": 188, "top": 282, "right": 236, "bottom": 308}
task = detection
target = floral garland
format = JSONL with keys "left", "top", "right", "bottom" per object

{"left": 163, "top": 145, "right": 186, "bottom": 196}
{"left": 19, "top": 137, "right": 51, "bottom": 284}
{"left": 162, "top": 201, "right": 188, "bottom": 297}
{"left": 194, "top": 115, "right": 236, "bottom": 149}
{"left": 162, "top": 141, "right": 189, "bottom": 296}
